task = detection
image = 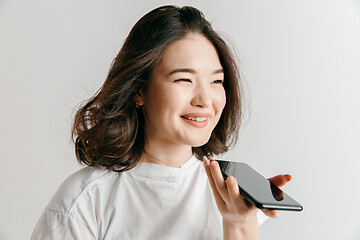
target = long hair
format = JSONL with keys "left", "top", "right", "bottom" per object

{"left": 71, "top": 5, "right": 243, "bottom": 172}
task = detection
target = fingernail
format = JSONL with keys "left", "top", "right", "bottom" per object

{"left": 203, "top": 156, "right": 209, "bottom": 167}
{"left": 210, "top": 160, "right": 217, "bottom": 167}
{"left": 226, "top": 176, "right": 233, "bottom": 185}
{"left": 274, "top": 211, "right": 280, "bottom": 218}
{"left": 285, "top": 174, "right": 292, "bottom": 181}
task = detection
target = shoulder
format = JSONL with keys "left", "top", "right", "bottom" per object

{"left": 45, "top": 166, "right": 118, "bottom": 215}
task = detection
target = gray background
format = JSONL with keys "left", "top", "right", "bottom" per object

{"left": 1, "top": 0, "right": 359, "bottom": 239}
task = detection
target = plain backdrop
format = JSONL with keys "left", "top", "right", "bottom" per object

{"left": 1, "top": 0, "right": 359, "bottom": 239}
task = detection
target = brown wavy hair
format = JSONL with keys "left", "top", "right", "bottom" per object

{"left": 71, "top": 5, "right": 243, "bottom": 172}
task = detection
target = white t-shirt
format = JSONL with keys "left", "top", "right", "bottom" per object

{"left": 31, "top": 155, "right": 268, "bottom": 239}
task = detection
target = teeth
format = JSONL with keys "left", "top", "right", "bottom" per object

{"left": 184, "top": 117, "right": 207, "bottom": 122}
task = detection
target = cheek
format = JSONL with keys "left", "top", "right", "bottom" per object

{"left": 146, "top": 86, "right": 187, "bottom": 118}
{"left": 214, "top": 89, "right": 226, "bottom": 112}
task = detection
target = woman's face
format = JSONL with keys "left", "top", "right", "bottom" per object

{"left": 136, "top": 33, "right": 226, "bottom": 148}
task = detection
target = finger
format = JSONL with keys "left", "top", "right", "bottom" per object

{"left": 209, "top": 159, "right": 231, "bottom": 203}
{"left": 226, "top": 176, "right": 251, "bottom": 213}
{"left": 268, "top": 174, "right": 292, "bottom": 188}
{"left": 261, "top": 209, "right": 280, "bottom": 218}
{"left": 203, "top": 156, "right": 226, "bottom": 206}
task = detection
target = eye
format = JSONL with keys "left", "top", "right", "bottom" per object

{"left": 212, "top": 80, "right": 224, "bottom": 84}
{"left": 175, "top": 78, "right": 192, "bottom": 83}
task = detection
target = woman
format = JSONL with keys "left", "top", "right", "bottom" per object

{"left": 32, "top": 5, "right": 291, "bottom": 239}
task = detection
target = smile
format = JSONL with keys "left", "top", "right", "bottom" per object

{"left": 182, "top": 116, "right": 207, "bottom": 122}
{"left": 181, "top": 116, "right": 209, "bottom": 128}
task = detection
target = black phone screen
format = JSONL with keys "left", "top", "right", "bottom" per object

{"left": 217, "top": 160, "right": 303, "bottom": 211}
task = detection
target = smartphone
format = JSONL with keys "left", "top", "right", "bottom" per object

{"left": 217, "top": 160, "right": 303, "bottom": 211}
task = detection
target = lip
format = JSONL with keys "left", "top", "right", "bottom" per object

{"left": 181, "top": 112, "right": 212, "bottom": 118}
{"left": 180, "top": 112, "right": 212, "bottom": 128}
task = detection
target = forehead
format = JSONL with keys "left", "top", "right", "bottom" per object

{"left": 155, "top": 33, "right": 222, "bottom": 74}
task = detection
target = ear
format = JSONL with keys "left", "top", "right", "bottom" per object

{"left": 133, "top": 89, "right": 145, "bottom": 106}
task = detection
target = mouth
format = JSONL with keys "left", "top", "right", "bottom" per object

{"left": 180, "top": 116, "right": 208, "bottom": 122}
{"left": 180, "top": 115, "right": 209, "bottom": 128}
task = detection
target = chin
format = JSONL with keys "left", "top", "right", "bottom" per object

{"left": 192, "top": 143, "right": 207, "bottom": 147}
{"left": 188, "top": 135, "right": 211, "bottom": 147}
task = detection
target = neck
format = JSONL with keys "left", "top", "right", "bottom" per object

{"left": 140, "top": 143, "right": 193, "bottom": 168}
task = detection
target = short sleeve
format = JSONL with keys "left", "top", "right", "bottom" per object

{"left": 31, "top": 209, "right": 97, "bottom": 240}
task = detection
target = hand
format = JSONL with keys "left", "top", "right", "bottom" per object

{"left": 203, "top": 156, "right": 292, "bottom": 225}
{"left": 262, "top": 173, "right": 292, "bottom": 218}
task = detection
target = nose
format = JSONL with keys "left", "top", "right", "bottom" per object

{"left": 190, "top": 83, "right": 212, "bottom": 108}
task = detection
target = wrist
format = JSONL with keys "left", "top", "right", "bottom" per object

{"left": 222, "top": 214, "right": 258, "bottom": 240}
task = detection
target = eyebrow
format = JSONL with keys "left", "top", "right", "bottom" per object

{"left": 168, "top": 68, "right": 224, "bottom": 76}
